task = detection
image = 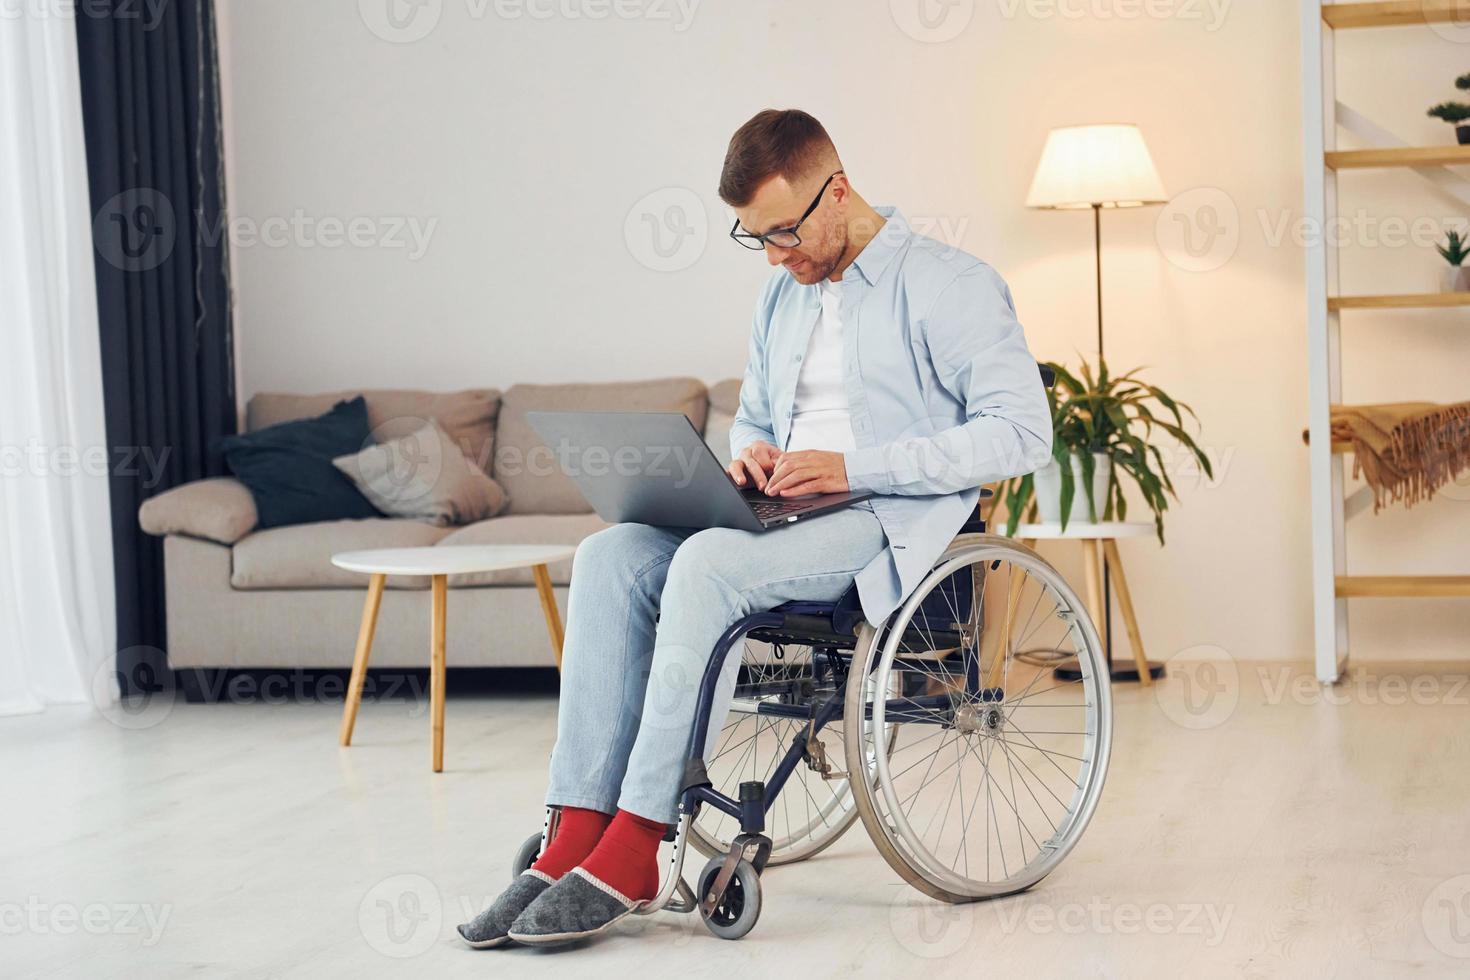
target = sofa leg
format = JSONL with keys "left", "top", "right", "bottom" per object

{"left": 176, "top": 668, "right": 222, "bottom": 704}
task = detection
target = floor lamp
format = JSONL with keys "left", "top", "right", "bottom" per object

{"left": 1025, "top": 123, "right": 1169, "bottom": 682}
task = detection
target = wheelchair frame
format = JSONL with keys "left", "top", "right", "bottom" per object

{"left": 632, "top": 514, "right": 997, "bottom": 922}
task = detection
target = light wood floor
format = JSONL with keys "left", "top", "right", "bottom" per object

{"left": 4, "top": 659, "right": 1470, "bottom": 978}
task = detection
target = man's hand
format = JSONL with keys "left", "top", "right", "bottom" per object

{"left": 764, "top": 449, "right": 849, "bottom": 497}
{"left": 727, "top": 440, "right": 780, "bottom": 491}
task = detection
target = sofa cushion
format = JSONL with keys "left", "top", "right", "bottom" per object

{"left": 437, "top": 513, "right": 609, "bottom": 586}
{"left": 333, "top": 420, "right": 508, "bottom": 526}
{"left": 247, "top": 388, "right": 501, "bottom": 475}
{"left": 231, "top": 518, "right": 451, "bottom": 590}
{"left": 139, "top": 477, "right": 259, "bottom": 545}
{"left": 705, "top": 378, "right": 742, "bottom": 466}
{"left": 220, "top": 397, "right": 382, "bottom": 529}
{"left": 492, "top": 377, "right": 709, "bottom": 515}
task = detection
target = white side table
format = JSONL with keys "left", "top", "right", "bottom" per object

{"left": 331, "top": 544, "right": 577, "bottom": 772}
{"left": 1013, "top": 522, "right": 1157, "bottom": 686}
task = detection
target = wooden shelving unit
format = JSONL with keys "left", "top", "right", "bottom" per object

{"left": 1328, "top": 292, "right": 1470, "bottom": 310}
{"left": 1326, "top": 145, "right": 1470, "bottom": 169}
{"left": 1337, "top": 576, "right": 1470, "bottom": 598}
{"left": 1322, "top": 0, "right": 1469, "bottom": 30}
{"left": 1302, "top": 2, "right": 1470, "bottom": 682}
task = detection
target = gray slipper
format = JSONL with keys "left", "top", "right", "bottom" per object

{"left": 506, "top": 868, "right": 645, "bottom": 946}
{"left": 457, "top": 871, "right": 555, "bottom": 948}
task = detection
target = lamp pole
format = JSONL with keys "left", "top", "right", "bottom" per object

{"left": 1083, "top": 201, "right": 1165, "bottom": 683}
{"left": 1093, "top": 202, "right": 1104, "bottom": 357}
{"left": 1092, "top": 200, "right": 1116, "bottom": 675}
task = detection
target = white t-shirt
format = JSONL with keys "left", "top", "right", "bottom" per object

{"left": 786, "top": 280, "right": 856, "bottom": 453}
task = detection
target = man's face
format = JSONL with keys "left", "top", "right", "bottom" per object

{"left": 733, "top": 173, "right": 847, "bottom": 285}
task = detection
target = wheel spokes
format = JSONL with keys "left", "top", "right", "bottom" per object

{"left": 858, "top": 546, "right": 1108, "bottom": 896}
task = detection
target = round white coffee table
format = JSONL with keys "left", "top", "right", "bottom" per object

{"left": 332, "top": 544, "right": 577, "bottom": 772}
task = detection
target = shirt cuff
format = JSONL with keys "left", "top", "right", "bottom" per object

{"left": 843, "top": 446, "right": 892, "bottom": 495}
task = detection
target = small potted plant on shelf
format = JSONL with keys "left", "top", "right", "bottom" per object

{"left": 1426, "top": 72, "right": 1470, "bottom": 144}
{"left": 998, "top": 358, "right": 1211, "bottom": 543}
{"left": 1437, "top": 229, "right": 1470, "bottom": 292}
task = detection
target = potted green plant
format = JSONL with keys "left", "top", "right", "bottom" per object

{"left": 1437, "top": 229, "right": 1470, "bottom": 292}
{"left": 998, "top": 358, "right": 1212, "bottom": 543}
{"left": 1426, "top": 73, "right": 1470, "bottom": 144}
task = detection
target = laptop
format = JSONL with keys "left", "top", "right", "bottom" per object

{"left": 524, "top": 411, "right": 872, "bottom": 533}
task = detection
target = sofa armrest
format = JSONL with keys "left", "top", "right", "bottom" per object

{"left": 139, "top": 478, "right": 258, "bottom": 545}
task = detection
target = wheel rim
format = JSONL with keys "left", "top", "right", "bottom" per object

{"left": 703, "top": 869, "right": 746, "bottom": 926}
{"left": 847, "top": 537, "right": 1112, "bottom": 901}
{"left": 690, "top": 639, "right": 860, "bottom": 864}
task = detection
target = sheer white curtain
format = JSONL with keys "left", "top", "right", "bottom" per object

{"left": 0, "top": 4, "right": 117, "bottom": 715}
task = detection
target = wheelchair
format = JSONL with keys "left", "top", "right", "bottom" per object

{"left": 508, "top": 497, "right": 1113, "bottom": 940}
{"left": 508, "top": 362, "right": 1109, "bottom": 938}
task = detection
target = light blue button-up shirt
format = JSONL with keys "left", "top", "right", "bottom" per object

{"left": 730, "top": 208, "right": 1053, "bottom": 625}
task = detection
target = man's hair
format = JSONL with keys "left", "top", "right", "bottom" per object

{"left": 718, "top": 109, "right": 840, "bottom": 207}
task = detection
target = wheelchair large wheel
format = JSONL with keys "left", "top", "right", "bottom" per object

{"left": 843, "top": 535, "right": 1111, "bottom": 903}
{"left": 690, "top": 636, "right": 892, "bottom": 866}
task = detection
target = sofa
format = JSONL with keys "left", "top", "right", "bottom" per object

{"left": 139, "top": 376, "right": 743, "bottom": 674}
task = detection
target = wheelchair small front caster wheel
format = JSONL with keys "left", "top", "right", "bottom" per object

{"left": 510, "top": 832, "right": 542, "bottom": 882}
{"left": 697, "top": 855, "right": 762, "bottom": 940}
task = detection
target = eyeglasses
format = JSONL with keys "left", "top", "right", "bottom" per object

{"left": 729, "top": 171, "right": 843, "bottom": 251}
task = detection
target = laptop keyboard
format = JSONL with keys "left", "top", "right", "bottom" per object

{"left": 746, "top": 496, "right": 812, "bottom": 521}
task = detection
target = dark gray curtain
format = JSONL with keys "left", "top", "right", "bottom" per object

{"left": 75, "top": 0, "right": 236, "bottom": 694}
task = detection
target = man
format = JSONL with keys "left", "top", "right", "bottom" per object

{"left": 459, "top": 108, "right": 1051, "bottom": 948}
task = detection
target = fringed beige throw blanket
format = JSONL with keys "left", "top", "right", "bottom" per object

{"left": 1325, "top": 402, "right": 1470, "bottom": 510}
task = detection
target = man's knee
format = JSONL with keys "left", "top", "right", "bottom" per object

{"left": 574, "top": 522, "right": 664, "bottom": 577}
{"left": 666, "top": 528, "right": 752, "bottom": 593}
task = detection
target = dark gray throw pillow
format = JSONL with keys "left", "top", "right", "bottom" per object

{"left": 219, "top": 396, "right": 381, "bottom": 529}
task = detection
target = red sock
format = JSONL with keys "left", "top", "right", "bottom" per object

{"left": 577, "top": 809, "right": 666, "bottom": 903}
{"left": 529, "top": 806, "right": 612, "bottom": 881}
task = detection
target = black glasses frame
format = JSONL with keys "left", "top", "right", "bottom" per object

{"left": 729, "top": 171, "right": 843, "bottom": 250}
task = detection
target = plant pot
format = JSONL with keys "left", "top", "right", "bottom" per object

{"left": 1442, "top": 265, "right": 1470, "bottom": 293}
{"left": 1457, "top": 124, "right": 1470, "bottom": 145}
{"left": 1032, "top": 452, "right": 1111, "bottom": 525}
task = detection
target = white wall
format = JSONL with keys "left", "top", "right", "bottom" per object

{"left": 217, "top": 0, "right": 1470, "bottom": 664}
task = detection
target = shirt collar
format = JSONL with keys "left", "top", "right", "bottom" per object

{"left": 846, "top": 206, "right": 908, "bottom": 287}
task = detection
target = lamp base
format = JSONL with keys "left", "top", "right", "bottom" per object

{"left": 1053, "top": 658, "right": 1166, "bottom": 683}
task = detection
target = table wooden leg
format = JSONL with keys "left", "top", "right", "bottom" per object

{"left": 1103, "top": 539, "right": 1154, "bottom": 688}
{"left": 430, "top": 574, "right": 447, "bottom": 773}
{"left": 532, "top": 563, "right": 566, "bottom": 671}
{"left": 986, "top": 557, "right": 1027, "bottom": 688}
{"left": 1080, "top": 539, "right": 1105, "bottom": 643}
{"left": 340, "top": 573, "right": 385, "bottom": 747}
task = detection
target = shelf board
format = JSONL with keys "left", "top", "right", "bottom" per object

{"left": 1329, "top": 291, "right": 1470, "bottom": 310}
{"left": 1323, "top": 1, "right": 1470, "bottom": 30}
{"left": 1326, "top": 145, "right": 1470, "bottom": 169}
{"left": 1337, "top": 575, "right": 1470, "bottom": 598}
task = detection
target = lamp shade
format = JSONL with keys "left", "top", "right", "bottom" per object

{"left": 1025, "top": 124, "right": 1167, "bottom": 209}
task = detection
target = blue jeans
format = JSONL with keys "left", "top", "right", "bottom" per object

{"left": 545, "top": 505, "right": 887, "bottom": 822}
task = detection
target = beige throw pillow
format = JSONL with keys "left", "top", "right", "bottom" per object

{"left": 334, "top": 420, "right": 507, "bottom": 526}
